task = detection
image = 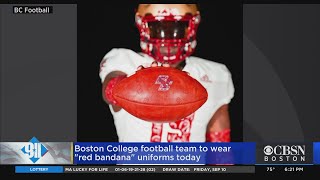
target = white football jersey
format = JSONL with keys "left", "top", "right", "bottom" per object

{"left": 99, "top": 48, "right": 234, "bottom": 142}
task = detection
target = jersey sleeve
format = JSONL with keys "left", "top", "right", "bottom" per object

{"left": 216, "top": 64, "right": 235, "bottom": 107}
{"left": 99, "top": 48, "right": 138, "bottom": 83}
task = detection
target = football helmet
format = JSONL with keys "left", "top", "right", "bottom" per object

{"left": 135, "top": 4, "right": 201, "bottom": 64}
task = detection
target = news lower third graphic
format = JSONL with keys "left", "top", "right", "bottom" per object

{"left": 73, "top": 142, "right": 255, "bottom": 165}
{"left": 314, "top": 142, "right": 320, "bottom": 164}
{"left": 1, "top": 138, "right": 320, "bottom": 173}
{"left": 256, "top": 143, "right": 313, "bottom": 165}
{"left": 20, "top": 137, "right": 48, "bottom": 163}
{"left": 0, "top": 137, "right": 73, "bottom": 164}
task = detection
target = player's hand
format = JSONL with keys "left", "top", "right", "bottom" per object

{"left": 137, "top": 61, "right": 170, "bottom": 70}
{"left": 137, "top": 61, "right": 190, "bottom": 75}
{"left": 104, "top": 74, "right": 127, "bottom": 106}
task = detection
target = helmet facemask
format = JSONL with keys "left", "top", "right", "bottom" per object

{"left": 136, "top": 11, "right": 201, "bottom": 64}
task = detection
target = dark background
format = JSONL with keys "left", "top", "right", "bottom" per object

{"left": 0, "top": 4, "right": 77, "bottom": 142}
{"left": 77, "top": 0, "right": 243, "bottom": 142}
{"left": 1, "top": 0, "right": 320, "bottom": 178}
{"left": 243, "top": 4, "right": 320, "bottom": 142}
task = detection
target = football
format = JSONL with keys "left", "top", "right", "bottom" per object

{"left": 112, "top": 66, "right": 208, "bottom": 123}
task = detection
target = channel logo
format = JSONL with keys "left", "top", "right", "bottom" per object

{"left": 263, "top": 145, "right": 305, "bottom": 156}
{"left": 256, "top": 143, "right": 312, "bottom": 164}
{"left": 21, "top": 137, "right": 48, "bottom": 163}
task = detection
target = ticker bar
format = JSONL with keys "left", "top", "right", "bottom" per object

{"left": 63, "top": 166, "right": 255, "bottom": 173}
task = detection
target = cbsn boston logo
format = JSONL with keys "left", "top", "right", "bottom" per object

{"left": 21, "top": 137, "right": 48, "bottom": 163}
{"left": 263, "top": 145, "right": 306, "bottom": 162}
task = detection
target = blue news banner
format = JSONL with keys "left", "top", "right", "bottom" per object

{"left": 314, "top": 142, "right": 320, "bottom": 164}
{"left": 73, "top": 142, "right": 256, "bottom": 165}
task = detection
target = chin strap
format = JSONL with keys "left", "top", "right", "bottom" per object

{"left": 206, "top": 129, "right": 231, "bottom": 142}
{"left": 104, "top": 75, "right": 127, "bottom": 105}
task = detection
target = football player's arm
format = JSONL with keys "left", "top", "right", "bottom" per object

{"left": 206, "top": 104, "right": 231, "bottom": 142}
{"left": 102, "top": 71, "right": 127, "bottom": 112}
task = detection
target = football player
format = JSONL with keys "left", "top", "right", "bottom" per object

{"left": 99, "top": 4, "right": 234, "bottom": 143}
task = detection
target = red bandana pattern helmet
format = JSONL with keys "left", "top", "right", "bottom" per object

{"left": 136, "top": 5, "right": 201, "bottom": 64}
